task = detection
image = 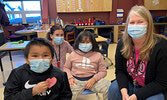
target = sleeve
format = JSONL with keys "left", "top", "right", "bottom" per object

{"left": 63, "top": 53, "right": 73, "bottom": 79}
{"left": 115, "top": 40, "right": 129, "bottom": 90}
{"left": 66, "top": 41, "right": 74, "bottom": 53}
{"left": 58, "top": 72, "right": 72, "bottom": 100}
{"left": 134, "top": 41, "right": 167, "bottom": 100}
{"left": 4, "top": 70, "right": 33, "bottom": 100}
{"left": 93, "top": 53, "right": 107, "bottom": 81}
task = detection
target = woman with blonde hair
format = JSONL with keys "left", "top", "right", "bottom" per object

{"left": 108, "top": 5, "right": 167, "bottom": 100}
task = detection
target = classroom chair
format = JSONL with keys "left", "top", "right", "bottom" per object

{"left": 64, "top": 24, "right": 78, "bottom": 42}
{"left": 98, "top": 38, "right": 113, "bottom": 67}
{"left": 80, "top": 89, "right": 99, "bottom": 100}
{"left": 2, "top": 25, "right": 26, "bottom": 41}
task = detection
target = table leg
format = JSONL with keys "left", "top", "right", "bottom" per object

{"left": 0, "top": 58, "right": 6, "bottom": 82}
{"left": 27, "top": 35, "right": 31, "bottom": 40}
{"left": 0, "top": 58, "right": 3, "bottom": 72}
{"left": 114, "top": 25, "right": 118, "bottom": 43}
{"left": 9, "top": 51, "right": 14, "bottom": 69}
{"left": 95, "top": 28, "right": 98, "bottom": 35}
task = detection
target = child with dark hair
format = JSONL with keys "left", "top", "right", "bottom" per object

{"left": 4, "top": 38, "right": 72, "bottom": 100}
{"left": 63, "top": 31, "right": 111, "bottom": 100}
{"left": 47, "top": 25, "right": 73, "bottom": 70}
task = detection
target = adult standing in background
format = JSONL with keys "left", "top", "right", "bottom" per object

{"left": 108, "top": 5, "right": 167, "bottom": 100}
{"left": 0, "top": 2, "right": 9, "bottom": 25}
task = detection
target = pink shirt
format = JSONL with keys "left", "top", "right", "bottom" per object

{"left": 52, "top": 40, "right": 73, "bottom": 70}
{"left": 63, "top": 50, "right": 107, "bottom": 81}
{"left": 127, "top": 48, "right": 147, "bottom": 86}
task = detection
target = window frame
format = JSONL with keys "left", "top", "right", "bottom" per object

{"left": 4, "top": 0, "right": 41, "bottom": 24}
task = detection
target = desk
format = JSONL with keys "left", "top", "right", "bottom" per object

{"left": 96, "top": 36, "right": 107, "bottom": 42}
{"left": 0, "top": 41, "right": 29, "bottom": 83}
{"left": 0, "top": 41, "right": 29, "bottom": 69}
{"left": 15, "top": 30, "right": 37, "bottom": 40}
{"left": 154, "top": 23, "right": 167, "bottom": 25}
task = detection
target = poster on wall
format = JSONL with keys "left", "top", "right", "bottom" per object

{"left": 56, "top": 0, "right": 112, "bottom": 12}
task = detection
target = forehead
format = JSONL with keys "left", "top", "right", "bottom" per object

{"left": 29, "top": 45, "right": 51, "bottom": 54}
{"left": 53, "top": 29, "right": 64, "bottom": 34}
{"left": 129, "top": 13, "right": 145, "bottom": 21}
{"left": 81, "top": 36, "right": 90, "bottom": 41}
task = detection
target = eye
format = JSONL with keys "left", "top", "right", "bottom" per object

{"left": 129, "top": 21, "right": 135, "bottom": 24}
{"left": 44, "top": 54, "right": 49, "bottom": 57}
{"left": 61, "top": 34, "right": 64, "bottom": 37}
{"left": 55, "top": 34, "right": 59, "bottom": 37}
{"left": 86, "top": 41, "right": 90, "bottom": 43}
{"left": 32, "top": 55, "right": 38, "bottom": 57}
{"left": 138, "top": 21, "right": 143, "bottom": 23}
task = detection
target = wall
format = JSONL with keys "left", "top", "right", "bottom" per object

{"left": 48, "top": 0, "right": 167, "bottom": 25}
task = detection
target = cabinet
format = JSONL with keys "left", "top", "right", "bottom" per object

{"left": 144, "top": 0, "right": 167, "bottom": 10}
{"left": 56, "top": 0, "right": 112, "bottom": 12}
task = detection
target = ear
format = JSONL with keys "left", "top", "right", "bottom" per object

{"left": 25, "top": 58, "right": 30, "bottom": 66}
{"left": 49, "top": 59, "right": 53, "bottom": 66}
{"left": 50, "top": 34, "right": 54, "bottom": 40}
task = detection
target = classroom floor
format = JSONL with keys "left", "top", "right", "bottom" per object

{"left": 0, "top": 43, "right": 117, "bottom": 100}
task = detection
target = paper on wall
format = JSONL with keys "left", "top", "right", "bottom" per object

{"left": 152, "top": 0, "right": 159, "bottom": 6}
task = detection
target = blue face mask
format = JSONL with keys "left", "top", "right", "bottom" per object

{"left": 127, "top": 25, "right": 147, "bottom": 39}
{"left": 79, "top": 43, "right": 92, "bottom": 52}
{"left": 29, "top": 59, "right": 51, "bottom": 73}
{"left": 54, "top": 37, "right": 64, "bottom": 45}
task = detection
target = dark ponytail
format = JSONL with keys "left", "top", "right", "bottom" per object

{"left": 46, "top": 25, "right": 63, "bottom": 40}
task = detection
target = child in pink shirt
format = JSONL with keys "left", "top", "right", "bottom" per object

{"left": 47, "top": 25, "right": 73, "bottom": 70}
{"left": 63, "top": 31, "right": 111, "bottom": 100}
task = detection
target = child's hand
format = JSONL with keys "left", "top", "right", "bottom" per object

{"left": 121, "top": 88, "right": 129, "bottom": 100}
{"left": 85, "top": 78, "right": 96, "bottom": 89}
{"left": 129, "top": 94, "right": 137, "bottom": 100}
{"left": 69, "top": 77, "right": 77, "bottom": 88}
{"left": 32, "top": 81, "right": 49, "bottom": 96}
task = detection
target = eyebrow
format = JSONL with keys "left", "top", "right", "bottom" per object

{"left": 30, "top": 52, "right": 39, "bottom": 55}
{"left": 43, "top": 52, "right": 50, "bottom": 54}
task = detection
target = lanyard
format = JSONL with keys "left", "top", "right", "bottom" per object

{"left": 132, "top": 46, "right": 141, "bottom": 92}
{"left": 55, "top": 45, "right": 60, "bottom": 62}
{"left": 132, "top": 46, "right": 141, "bottom": 74}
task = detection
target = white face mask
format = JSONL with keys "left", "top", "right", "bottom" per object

{"left": 127, "top": 25, "right": 147, "bottom": 39}
{"left": 29, "top": 59, "right": 51, "bottom": 73}
{"left": 54, "top": 37, "right": 64, "bottom": 45}
{"left": 79, "top": 43, "right": 92, "bottom": 52}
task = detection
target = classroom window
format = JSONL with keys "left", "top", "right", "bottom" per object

{"left": 3, "top": 0, "right": 41, "bottom": 25}
{"left": 7, "top": 14, "right": 23, "bottom": 24}
{"left": 23, "top": 1, "right": 40, "bottom": 11}
{"left": 25, "top": 14, "right": 41, "bottom": 23}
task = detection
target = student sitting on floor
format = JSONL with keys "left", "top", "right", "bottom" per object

{"left": 4, "top": 38, "right": 72, "bottom": 100}
{"left": 63, "top": 31, "right": 111, "bottom": 100}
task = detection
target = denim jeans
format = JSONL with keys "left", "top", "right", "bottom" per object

{"left": 108, "top": 80, "right": 165, "bottom": 100}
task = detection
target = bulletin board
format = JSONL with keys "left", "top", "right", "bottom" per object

{"left": 56, "top": 0, "right": 112, "bottom": 12}
{"left": 144, "top": 0, "right": 167, "bottom": 10}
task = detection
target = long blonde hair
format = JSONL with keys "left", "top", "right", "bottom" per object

{"left": 121, "top": 5, "right": 165, "bottom": 61}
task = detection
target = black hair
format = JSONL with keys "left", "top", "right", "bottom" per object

{"left": 74, "top": 31, "right": 99, "bottom": 52}
{"left": 24, "top": 38, "right": 55, "bottom": 59}
{"left": 46, "top": 25, "right": 63, "bottom": 40}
